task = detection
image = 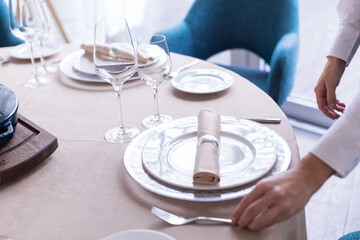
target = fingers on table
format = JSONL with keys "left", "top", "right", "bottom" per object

{"left": 231, "top": 183, "right": 265, "bottom": 225}
{"left": 231, "top": 181, "right": 279, "bottom": 227}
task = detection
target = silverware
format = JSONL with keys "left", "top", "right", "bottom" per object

{"left": 246, "top": 118, "right": 281, "bottom": 124}
{"left": 0, "top": 56, "right": 10, "bottom": 66}
{"left": 169, "top": 59, "right": 200, "bottom": 78}
{"left": 151, "top": 206, "right": 231, "bottom": 225}
{"left": 50, "top": 58, "right": 62, "bottom": 65}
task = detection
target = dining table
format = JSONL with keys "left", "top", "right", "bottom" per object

{"left": 0, "top": 44, "right": 307, "bottom": 240}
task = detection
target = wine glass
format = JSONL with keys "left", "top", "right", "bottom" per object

{"left": 8, "top": 0, "right": 50, "bottom": 88}
{"left": 136, "top": 34, "right": 172, "bottom": 128}
{"left": 94, "top": 17, "right": 139, "bottom": 143}
{"left": 36, "top": 0, "right": 57, "bottom": 74}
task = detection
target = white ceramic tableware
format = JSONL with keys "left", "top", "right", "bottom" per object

{"left": 171, "top": 68, "right": 234, "bottom": 94}
{"left": 102, "top": 229, "right": 176, "bottom": 240}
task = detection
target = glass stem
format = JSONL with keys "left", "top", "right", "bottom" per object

{"left": 28, "top": 41, "right": 38, "bottom": 80}
{"left": 39, "top": 40, "right": 47, "bottom": 71}
{"left": 153, "top": 84, "right": 160, "bottom": 122}
{"left": 115, "top": 86, "right": 125, "bottom": 134}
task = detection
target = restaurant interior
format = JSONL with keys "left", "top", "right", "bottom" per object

{"left": 0, "top": 0, "right": 359, "bottom": 239}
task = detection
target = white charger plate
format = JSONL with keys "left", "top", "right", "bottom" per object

{"left": 10, "top": 42, "right": 62, "bottom": 59}
{"left": 59, "top": 50, "right": 140, "bottom": 83}
{"left": 141, "top": 117, "right": 276, "bottom": 190}
{"left": 102, "top": 229, "right": 176, "bottom": 240}
{"left": 171, "top": 69, "right": 234, "bottom": 94}
{"left": 124, "top": 116, "right": 291, "bottom": 202}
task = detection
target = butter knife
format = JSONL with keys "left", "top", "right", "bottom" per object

{"left": 246, "top": 118, "right": 281, "bottom": 124}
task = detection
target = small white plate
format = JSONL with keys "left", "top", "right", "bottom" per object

{"left": 171, "top": 69, "right": 234, "bottom": 94}
{"left": 10, "top": 42, "right": 62, "bottom": 60}
{"left": 59, "top": 50, "right": 140, "bottom": 83}
{"left": 102, "top": 229, "right": 176, "bottom": 240}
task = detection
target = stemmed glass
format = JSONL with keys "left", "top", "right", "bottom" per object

{"left": 8, "top": 0, "right": 50, "bottom": 88}
{"left": 136, "top": 34, "right": 173, "bottom": 128}
{"left": 36, "top": 0, "right": 57, "bottom": 74}
{"left": 93, "top": 17, "right": 139, "bottom": 143}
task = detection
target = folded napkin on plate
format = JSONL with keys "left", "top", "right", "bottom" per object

{"left": 193, "top": 109, "right": 221, "bottom": 185}
{"left": 80, "top": 43, "right": 153, "bottom": 64}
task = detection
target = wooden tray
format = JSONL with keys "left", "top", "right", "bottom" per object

{"left": 0, "top": 114, "right": 58, "bottom": 185}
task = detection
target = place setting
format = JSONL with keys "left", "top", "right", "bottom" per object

{"left": 60, "top": 35, "right": 234, "bottom": 96}
{"left": 7, "top": 0, "right": 65, "bottom": 88}
{"left": 59, "top": 43, "right": 142, "bottom": 83}
{"left": 69, "top": 17, "right": 292, "bottom": 202}
{"left": 124, "top": 108, "right": 291, "bottom": 202}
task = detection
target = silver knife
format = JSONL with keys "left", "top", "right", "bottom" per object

{"left": 246, "top": 118, "right": 281, "bottom": 124}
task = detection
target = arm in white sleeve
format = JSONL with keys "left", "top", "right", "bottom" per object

{"left": 328, "top": 0, "right": 360, "bottom": 65}
{"left": 310, "top": 92, "right": 360, "bottom": 177}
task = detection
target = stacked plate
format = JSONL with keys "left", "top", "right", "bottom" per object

{"left": 10, "top": 42, "right": 61, "bottom": 60}
{"left": 59, "top": 50, "right": 140, "bottom": 83}
{"left": 124, "top": 116, "right": 291, "bottom": 202}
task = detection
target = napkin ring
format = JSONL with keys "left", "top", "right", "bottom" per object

{"left": 197, "top": 134, "right": 219, "bottom": 148}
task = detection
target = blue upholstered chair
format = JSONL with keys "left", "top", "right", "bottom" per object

{"left": 0, "top": 0, "right": 24, "bottom": 47}
{"left": 339, "top": 231, "right": 360, "bottom": 240}
{"left": 158, "top": 0, "right": 299, "bottom": 105}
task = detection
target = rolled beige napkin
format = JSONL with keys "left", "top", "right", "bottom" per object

{"left": 80, "top": 43, "right": 153, "bottom": 64}
{"left": 193, "top": 109, "right": 221, "bottom": 185}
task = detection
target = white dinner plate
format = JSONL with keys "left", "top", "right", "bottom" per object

{"left": 72, "top": 49, "right": 163, "bottom": 76}
{"left": 102, "top": 229, "right": 176, "bottom": 240}
{"left": 141, "top": 116, "right": 276, "bottom": 190}
{"left": 171, "top": 69, "right": 234, "bottom": 94}
{"left": 10, "top": 42, "right": 62, "bottom": 60}
{"left": 124, "top": 116, "right": 291, "bottom": 202}
{"left": 72, "top": 51, "right": 96, "bottom": 75}
{"left": 59, "top": 50, "right": 140, "bottom": 83}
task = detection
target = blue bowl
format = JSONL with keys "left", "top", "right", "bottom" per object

{"left": 0, "top": 85, "right": 18, "bottom": 146}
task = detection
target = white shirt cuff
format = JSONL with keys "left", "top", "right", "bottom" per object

{"left": 310, "top": 93, "right": 360, "bottom": 177}
{"left": 328, "top": 24, "right": 360, "bottom": 66}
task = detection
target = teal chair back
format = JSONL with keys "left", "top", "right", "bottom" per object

{"left": 0, "top": 0, "right": 24, "bottom": 47}
{"left": 158, "top": 0, "right": 299, "bottom": 105}
{"left": 339, "top": 231, "right": 360, "bottom": 240}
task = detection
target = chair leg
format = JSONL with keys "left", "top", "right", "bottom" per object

{"left": 44, "top": 0, "right": 70, "bottom": 43}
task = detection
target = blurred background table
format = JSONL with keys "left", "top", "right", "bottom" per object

{"left": 0, "top": 44, "right": 306, "bottom": 239}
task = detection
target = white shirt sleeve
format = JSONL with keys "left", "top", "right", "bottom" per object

{"left": 328, "top": 0, "right": 360, "bottom": 66}
{"left": 311, "top": 93, "right": 360, "bottom": 177}
{"left": 312, "top": 0, "right": 360, "bottom": 177}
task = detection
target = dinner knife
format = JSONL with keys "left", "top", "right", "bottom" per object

{"left": 245, "top": 118, "right": 281, "bottom": 124}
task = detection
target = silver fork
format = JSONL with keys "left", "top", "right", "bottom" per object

{"left": 169, "top": 59, "right": 200, "bottom": 78}
{"left": 151, "top": 206, "right": 231, "bottom": 225}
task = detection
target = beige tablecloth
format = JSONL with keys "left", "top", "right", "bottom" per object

{"left": 0, "top": 45, "right": 306, "bottom": 240}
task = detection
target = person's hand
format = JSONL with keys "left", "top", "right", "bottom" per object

{"left": 314, "top": 56, "right": 346, "bottom": 119}
{"left": 231, "top": 153, "right": 335, "bottom": 231}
